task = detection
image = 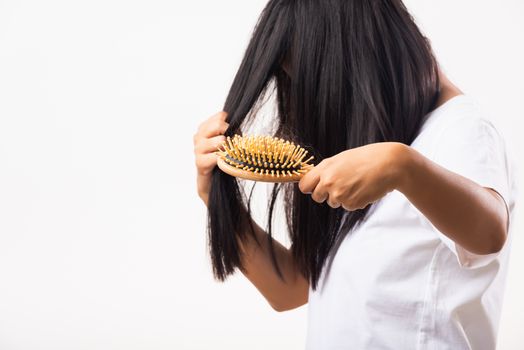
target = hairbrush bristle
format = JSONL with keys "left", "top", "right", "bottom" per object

{"left": 214, "top": 134, "right": 315, "bottom": 182}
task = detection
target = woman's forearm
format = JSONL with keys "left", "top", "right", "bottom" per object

{"left": 395, "top": 144, "right": 508, "bottom": 255}
{"left": 236, "top": 215, "right": 309, "bottom": 312}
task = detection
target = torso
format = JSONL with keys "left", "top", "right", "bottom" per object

{"left": 305, "top": 94, "right": 517, "bottom": 349}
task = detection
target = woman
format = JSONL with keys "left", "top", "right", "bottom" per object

{"left": 193, "top": 0, "right": 517, "bottom": 348}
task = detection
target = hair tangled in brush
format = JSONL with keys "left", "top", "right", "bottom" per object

{"left": 207, "top": 0, "right": 440, "bottom": 291}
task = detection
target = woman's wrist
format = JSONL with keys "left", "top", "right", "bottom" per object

{"left": 391, "top": 143, "right": 421, "bottom": 195}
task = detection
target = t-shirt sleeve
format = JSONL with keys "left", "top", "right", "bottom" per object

{"left": 429, "top": 114, "right": 512, "bottom": 269}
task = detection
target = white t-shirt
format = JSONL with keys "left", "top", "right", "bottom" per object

{"left": 305, "top": 94, "right": 518, "bottom": 350}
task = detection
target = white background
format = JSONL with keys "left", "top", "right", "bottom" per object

{"left": 0, "top": 0, "right": 522, "bottom": 349}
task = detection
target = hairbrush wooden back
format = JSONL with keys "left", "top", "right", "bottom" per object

{"left": 214, "top": 134, "right": 315, "bottom": 183}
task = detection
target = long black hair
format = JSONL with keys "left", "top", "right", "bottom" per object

{"left": 206, "top": 0, "right": 440, "bottom": 291}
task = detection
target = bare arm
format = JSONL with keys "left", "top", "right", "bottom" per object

{"left": 236, "top": 215, "right": 309, "bottom": 312}
{"left": 397, "top": 145, "right": 508, "bottom": 255}
{"left": 298, "top": 141, "right": 508, "bottom": 258}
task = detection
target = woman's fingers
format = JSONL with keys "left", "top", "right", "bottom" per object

{"left": 195, "top": 135, "right": 226, "bottom": 155}
{"left": 198, "top": 113, "right": 229, "bottom": 139}
{"left": 299, "top": 161, "right": 342, "bottom": 206}
{"left": 195, "top": 153, "right": 220, "bottom": 176}
{"left": 215, "top": 111, "right": 228, "bottom": 120}
{"left": 303, "top": 177, "right": 343, "bottom": 207}
{"left": 194, "top": 134, "right": 227, "bottom": 176}
{"left": 311, "top": 186, "right": 328, "bottom": 203}
{"left": 299, "top": 165, "right": 326, "bottom": 204}
{"left": 193, "top": 111, "right": 229, "bottom": 205}
{"left": 326, "top": 196, "right": 341, "bottom": 208}
{"left": 197, "top": 120, "right": 229, "bottom": 139}
{"left": 193, "top": 112, "right": 230, "bottom": 176}
{"left": 298, "top": 168, "right": 321, "bottom": 194}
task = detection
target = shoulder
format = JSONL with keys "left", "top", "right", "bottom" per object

{"left": 415, "top": 94, "right": 518, "bottom": 210}
{"left": 412, "top": 95, "right": 503, "bottom": 151}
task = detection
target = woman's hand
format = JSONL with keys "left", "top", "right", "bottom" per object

{"left": 193, "top": 111, "right": 229, "bottom": 206}
{"left": 298, "top": 142, "right": 409, "bottom": 210}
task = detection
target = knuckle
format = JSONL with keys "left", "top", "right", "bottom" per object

{"left": 213, "top": 120, "right": 223, "bottom": 133}
{"left": 215, "top": 137, "right": 226, "bottom": 147}
{"left": 359, "top": 202, "right": 369, "bottom": 210}
{"left": 322, "top": 176, "right": 335, "bottom": 188}
{"left": 195, "top": 157, "right": 213, "bottom": 173}
{"left": 298, "top": 178, "right": 309, "bottom": 192}
{"left": 342, "top": 199, "right": 356, "bottom": 211}
{"left": 320, "top": 157, "right": 332, "bottom": 167}
{"left": 194, "top": 157, "right": 203, "bottom": 169}
{"left": 194, "top": 140, "right": 204, "bottom": 153}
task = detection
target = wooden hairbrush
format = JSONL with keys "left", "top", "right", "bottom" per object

{"left": 214, "top": 134, "right": 315, "bottom": 183}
